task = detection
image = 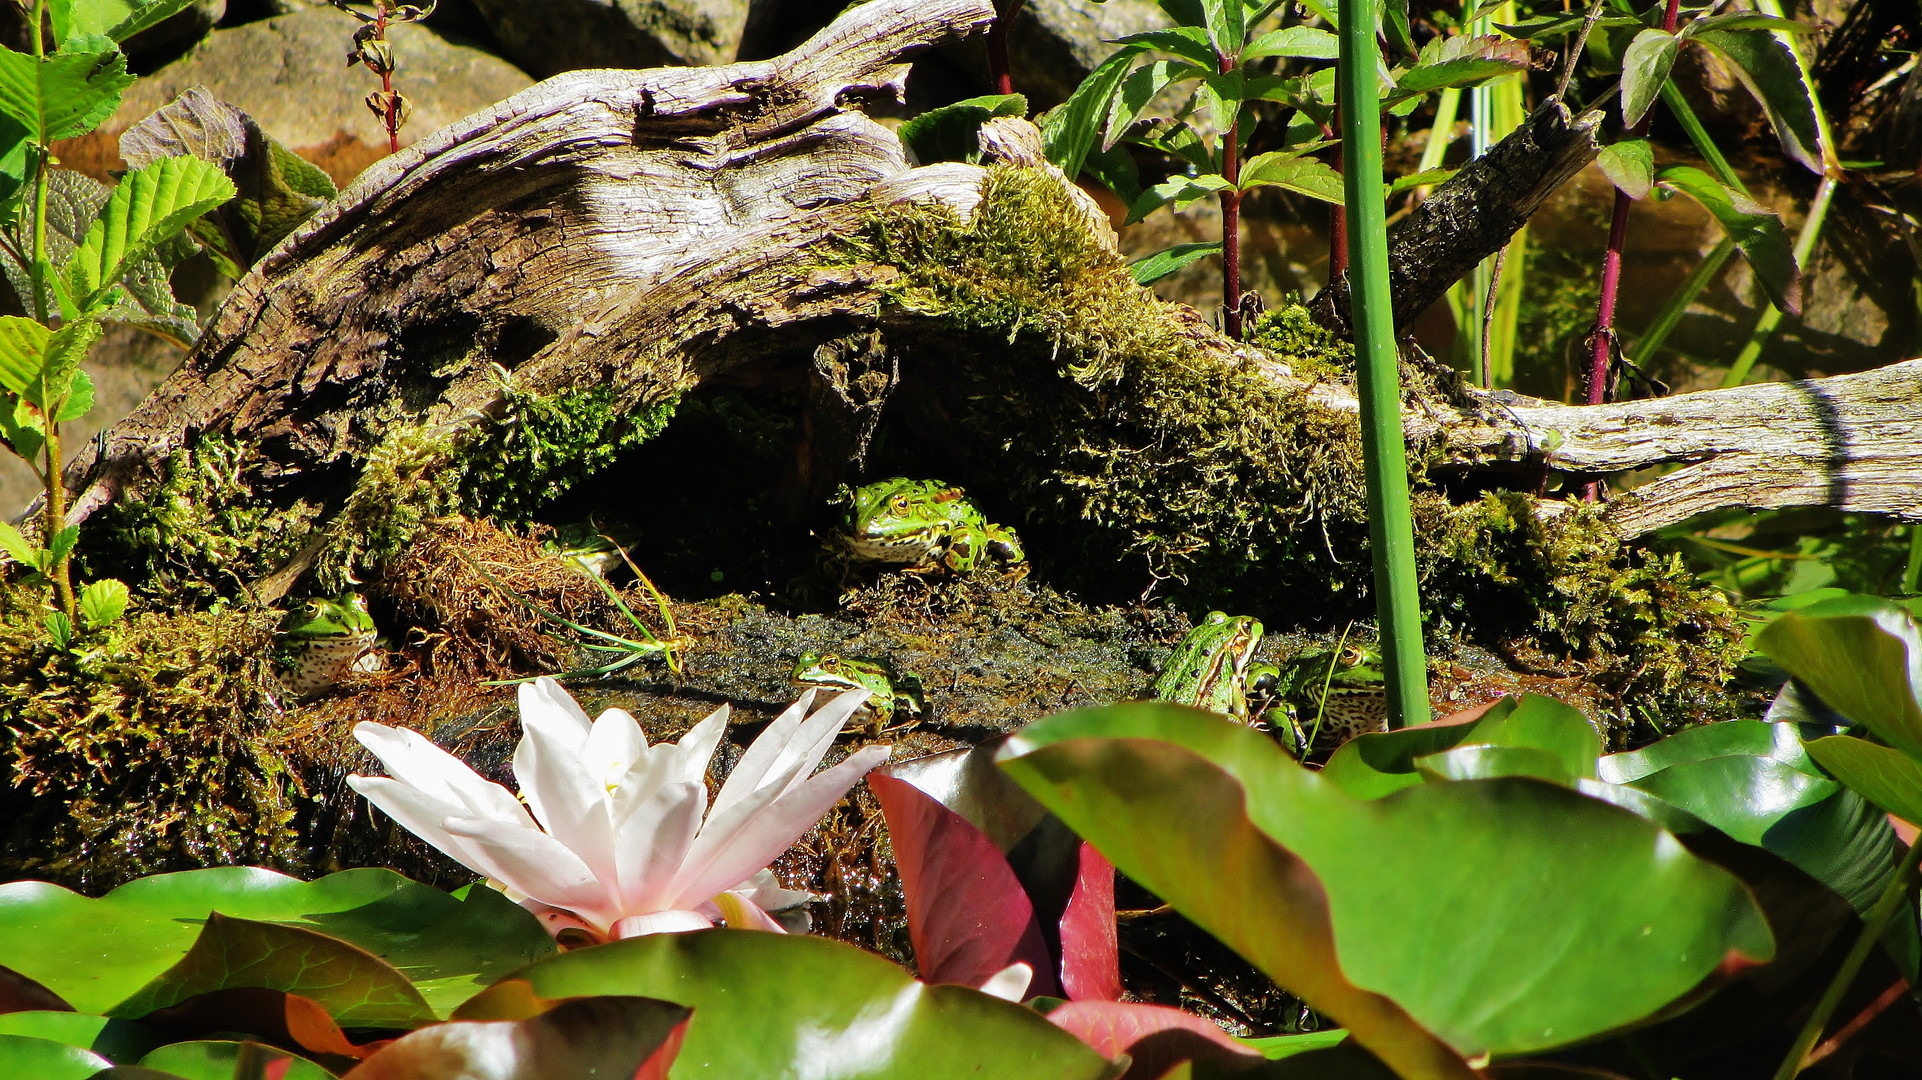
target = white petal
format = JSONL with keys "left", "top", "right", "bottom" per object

{"left": 671, "top": 744, "right": 890, "bottom": 907}
{"left": 612, "top": 779, "right": 706, "bottom": 913}
{"left": 979, "top": 963, "right": 1034, "bottom": 1001}
{"left": 353, "top": 722, "right": 531, "bottom": 827}
{"left": 583, "top": 708, "right": 646, "bottom": 784}
{"left": 443, "top": 815, "right": 618, "bottom": 930}
{"left": 347, "top": 774, "right": 496, "bottom": 875}
{"left": 512, "top": 715, "right": 620, "bottom": 889}
{"left": 519, "top": 678, "right": 594, "bottom": 745}
{"left": 609, "top": 910, "right": 713, "bottom": 938}
{"left": 732, "top": 867, "right": 815, "bottom": 912}
{"left": 670, "top": 704, "right": 729, "bottom": 787}
{"left": 711, "top": 689, "right": 868, "bottom": 821}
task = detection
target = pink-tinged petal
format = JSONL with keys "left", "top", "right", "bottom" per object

{"left": 584, "top": 708, "right": 647, "bottom": 783}
{"left": 521, "top": 677, "right": 594, "bottom": 739}
{"left": 711, "top": 689, "right": 868, "bottom": 820}
{"left": 612, "top": 780, "right": 705, "bottom": 913}
{"left": 672, "top": 744, "right": 890, "bottom": 906}
{"left": 978, "top": 963, "right": 1034, "bottom": 1002}
{"left": 868, "top": 770, "right": 1055, "bottom": 994}
{"left": 609, "top": 910, "right": 712, "bottom": 938}
{"left": 347, "top": 775, "right": 502, "bottom": 877}
{"left": 442, "top": 815, "right": 617, "bottom": 929}
{"left": 522, "top": 903, "right": 601, "bottom": 942}
{"left": 353, "top": 723, "right": 531, "bottom": 827}
{"left": 513, "top": 708, "right": 620, "bottom": 888}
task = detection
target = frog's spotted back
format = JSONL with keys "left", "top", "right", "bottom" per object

{"left": 836, "top": 477, "right": 1025, "bottom": 574}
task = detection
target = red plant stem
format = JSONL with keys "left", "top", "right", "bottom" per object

{"left": 987, "top": 0, "right": 1025, "bottom": 96}
{"left": 1325, "top": 116, "right": 1346, "bottom": 281}
{"left": 1221, "top": 52, "right": 1243, "bottom": 339}
{"left": 1582, "top": 0, "right": 1681, "bottom": 501}
{"left": 378, "top": 4, "right": 399, "bottom": 154}
{"left": 1803, "top": 979, "right": 1909, "bottom": 1069}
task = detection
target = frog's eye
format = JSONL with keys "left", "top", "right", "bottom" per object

{"left": 889, "top": 495, "right": 910, "bottom": 513}
{"left": 1341, "top": 645, "right": 1367, "bottom": 665}
{"left": 821, "top": 655, "right": 840, "bottom": 669}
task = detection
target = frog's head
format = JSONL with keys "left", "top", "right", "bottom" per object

{"left": 793, "top": 651, "right": 894, "bottom": 695}
{"left": 281, "top": 593, "right": 375, "bottom": 641}
{"left": 846, "top": 478, "right": 961, "bottom": 544}
{"left": 1151, "top": 610, "right": 1264, "bottom": 714}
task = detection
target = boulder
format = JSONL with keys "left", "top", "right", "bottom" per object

{"left": 1004, "top": 0, "right": 1165, "bottom": 107}
{"left": 79, "top": 6, "right": 534, "bottom": 187}
{"left": 464, "top": 0, "right": 750, "bottom": 76}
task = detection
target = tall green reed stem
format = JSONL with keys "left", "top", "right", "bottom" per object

{"left": 1339, "top": 0, "right": 1426, "bottom": 728}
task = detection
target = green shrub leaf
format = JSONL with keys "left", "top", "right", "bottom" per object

{"left": 898, "top": 94, "right": 1027, "bottom": 165}
{"left": 1683, "top": 26, "right": 1823, "bottom": 173}
{"left": 78, "top": 577, "right": 128, "bottom": 628}
{"left": 1041, "top": 47, "right": 1142, "bottom": 182}
{"left": 1246, "top": 26, "right": 1339, "bottom": 60}
{"left": 1655, "top": 165, "right": 1800, "bottom": 315}
{"left": 1237, "top": 151, "right": 1344, "bottom": 201}
{"left": 65, "top": 155, "right": 236, "bottom": 313}
{"left": 1130, "top": 240, "right": 1220, "bottom": 285}
{"left": 1620, "top": 29, "right": 1680, "bottom": 129}
{"left": 0, "top": 48, "right": 132, "bottom": 145}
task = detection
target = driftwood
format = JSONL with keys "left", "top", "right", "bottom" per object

{"left": 50, "top": 0, "right": 1922, "bottom": 550}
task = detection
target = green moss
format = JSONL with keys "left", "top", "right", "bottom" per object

{"left": 839, "top": 165, "right": 1743, "bottom": 735}
{"left": 314, "top": 423, "right": 461, "bottom": 593}
{"left": 0, "top": 588, "right": 302, "bottom": 889}
{"left": 459, "top": 375, "right": 679, "bottom": 523}
{"left": 88, "top": 434, "right": 318, "bottom": 606}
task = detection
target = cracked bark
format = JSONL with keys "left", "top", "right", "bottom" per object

{"left": 39, "top": 0, "right": 1922, "bottom": 553}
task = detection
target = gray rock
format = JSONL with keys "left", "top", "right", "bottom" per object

{"left": 1007, "top": 0, "right": 1165, "bottom": 107}
{"left": 108, "top": 7, "right": 533, "bottom": 179}
{"left": 466, "top": 0, "right": 751, "bottom": 77}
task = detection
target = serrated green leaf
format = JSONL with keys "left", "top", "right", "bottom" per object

{"left": 0, "top": 520, "right": 42, "bottom": 566}
{"left": 1597, "top": 138, "right": 1654, "bottom": 199}
{"left": 1495, "top": 12, "right": 1638, "bottom": 42}
{"left": 1200, "top": 0, "right": 1243, "bottom": 61}
{"left": 65, "top": 154, "right": 236, "bottom": 312}
{"left": 0, "top": 170, "right": 110, "bottom": 320}
{"left": 1244, "top": 25, "right": 1339, "bottom": 60}
{"left": 0, "top": 315, "right": 51, "bottom": 395}
{"left": 1124, "top": 173, "right": 1232, "bottom": 224}
{"left": 1687, "top": 26, "right": 1822, "bottom": 173}
{"left": 43, "top": 611, "right": 72, "bottom": 648}
{"left": 1104, "top": 59, "right": 1207, "bottom": 152}
{"left": 1081, "top": 142, "right": 1141, "bottom": 203}
{"left": 36, "top": 319, "right": 101, "bottom": 406}
{"left": 1620, "top": 28, "right": 1680, "bottom": 128}
{"left": 0, "top": 401, "right": 45, "bottom": 462}
{"left": 1385, "top": 35, "right": 1529, "bottom": 104}
{"left": 1680, "top": 12, "right": 1812, "bottom": 37}
{"left": 1237, "top": 150, "right": 1344, "bottom": 202}
{"left": 1130, "top": 240, "right": 1220, "bottom": 285}
{"left": 1110, "top": 26, "right": 1217, "bottom": 68}
{"left": 0, "top": 48, "right": 132, "bottom": 145}
{"left": 1197, "top": 68, "right": 1242, "bottom": 134}
{"left": 79, "top": 577, "right": 127, "bottom": 628}
{"left": 898, "top": 94, "right": 1027, "bottom": 166}
{"left": 45, "top": 523, "right": 78, "bottom": 565}
{"left": 53, "top": 0, "right": 196, "bottom": 45}
{"left": 1655, "top": 164, "right": 1800, "bottom": 314}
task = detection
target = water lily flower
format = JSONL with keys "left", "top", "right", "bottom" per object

{"left": 347, "top": 677, "right": 888, "bottom": 940}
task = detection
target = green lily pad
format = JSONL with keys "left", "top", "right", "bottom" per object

{"left": 464, "top": 929, "right": 1114, "bottom": 1079}
{"left": 0, "top": 1011, "right": 159, "bottom": 1062}
{"left": 1598, "top": 719, "right": 1817, "bottom": 784}
{"left": 110, "top": 914, "right": 436, "bottom": 1029}
{"left": 0, "top": 869, "right": 553, "bottom": 1019}
{"left": 1413, "top": 744, "right": 1573, "bottom": 784}
{"left": 1324, "top": 695, "right": 1600, "bottom": 799}
{"left": 998, "top": 704, "right": 1773, "bottom": 1063}
{"left": 1806, "top": 735, "right": 1922, "bottom": 827}
{"left": 0, "top": 1033, "right": 113, "bottom": 1077}
{"left": 343, "top": 997, "right": 689, "bottom": 1080}
{"left": 138, "top": 1041, "right": 333, "bottom": 1080}
{"left": 1755, "top": 596, "right": 1922, "bottom": 755}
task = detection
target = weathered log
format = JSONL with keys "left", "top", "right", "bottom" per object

{"left": 48, "top": 0, "right": 1922, "bottom": 551}
{"left": 1310, "top": 98, "right": 1605, "bottom": 333}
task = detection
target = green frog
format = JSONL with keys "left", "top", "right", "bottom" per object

{"left": 541, "top": 520, "right": 642, "bottom": 579}
{"left": 1274, "top": 643, "right": 1389, "bottom": 752}
{"left": 792, "top": 651, "right": 927, "bottom": 733}
{"left": 838, "top": 478, "right": 1025, "bottom": 574}
{"left": 1150, "top": 611, "right": 1281, "bottom": 723}
{"left": 278, "top": 593, "right": 380, "bottom": 699}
